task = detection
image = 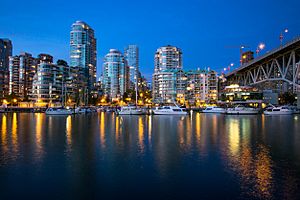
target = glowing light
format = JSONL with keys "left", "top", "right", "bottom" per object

{"left": 258, "top": 43, "right": 265, "bottom": 50}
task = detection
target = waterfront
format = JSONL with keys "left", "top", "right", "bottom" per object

{"left": 0, "top": 112, "right": 300, "bottom": 199}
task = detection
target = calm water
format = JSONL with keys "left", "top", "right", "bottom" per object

{"left": 0, "top": 112, "right": 300, "bottom": 199}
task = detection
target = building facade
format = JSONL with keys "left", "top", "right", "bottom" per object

{"left": 30, "top": 63, "right": 62, "bottom": 103}
{"left": 153, "top": 68, "right": 219, "bottom": 104}
{"left": 185, "top": 70, "right": 218, "bottom": 104}
{"left": 152, "top": 69, "right": 178, "bottom": 103}
{"left": 152, "top": 45, "right": 183, "bottom": 103}
{"left": 0, "top": 39, "right": 12, "bottom": 98}
{"left": 154, "top": 45, "right": 182, "bottom": 73}
{"left": 9, "top": 52, "right": 36, "bottom": 100}
{"left": 124, "top": 45, "right": 139, "bottom": 89}
{"left": 30, "top": 59, "right": 80, "bottom": 105}
{"left": 70, "top": 21, "right": 97, "bottom": 92}
{"left": 102, "top": 49, "right": 129, "bottom": 100}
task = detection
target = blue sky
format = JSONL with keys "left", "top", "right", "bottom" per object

{"left": 1, "top": 0, "right": 299, "bottom": 80}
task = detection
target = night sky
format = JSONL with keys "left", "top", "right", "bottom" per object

{"left": 1, "top": 0, "right": 299, "bottom": 80}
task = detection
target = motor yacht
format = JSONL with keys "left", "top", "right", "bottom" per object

{"left": 45, "top": 107, "right": 77, "bottom": 115}
{"left": 116, "top": 106, "right": 146, "bottom": 115}
{"left": 202, "top": 106, "right": 226, "bottom": 114}
{"left": 263, "top": 106, "right": 293, "bottom": 115}
{"left": 226, "top": 105, "right": 259, "bottom": 115}
{"left": 153, "top": 105, "right": 188, "bottom": 115}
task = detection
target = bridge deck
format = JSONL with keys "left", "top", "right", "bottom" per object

{"left": 226, "top": 36, "right": 300, "bottom": 78}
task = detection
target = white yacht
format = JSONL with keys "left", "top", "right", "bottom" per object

{"left": 153, "top": 105, "right": 188, "bottom": 115}
{"left": 117, "top": 106, "right": 146, "bottom": 115}
{"left": 202, "top": 106, "right": 226, "bottom": 114}
{"left": 226, "top": 105, "right": 259, "bottom": 115}
{"left": 287, "top": 106, "right": 300, "bottom": 114}
{"left": 45, "top": 107, "right": 76, "bottom": 115}
{"left": 263, "top": 106, "right": 293, "bottom": 115}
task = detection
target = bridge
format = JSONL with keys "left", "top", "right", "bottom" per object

{"left": 225, "top": 36, "right": 300, "bottom": 93}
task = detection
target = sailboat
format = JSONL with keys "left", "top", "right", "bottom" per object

{"left": 117, "top": 69, "right": 146, "bottom": 115}
{"left": 46, "top": 80, "right": 79, "bottom": 115}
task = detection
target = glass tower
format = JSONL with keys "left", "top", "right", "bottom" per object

{"left": 0, "top": 39, "right": 12, "bottom": 98}
{"left": 124, "top": 45, "right": 139, "bottom": 89}
{"left": 70, "top": 21, "right": 97, "bottom": 91}
{"left": 102, "top": 49, "right": 129, "bottom": 100}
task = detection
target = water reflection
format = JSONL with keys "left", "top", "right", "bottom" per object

{"left": 11, "top": 113, "right": 18, "bottom": 154}
{"left": 35, "top": 113, "right": 44, "bottom": 161}
{"left": 65, "top": 115, "right": 72, "bottom": 153}
{"left": 99, "top": 112, "right": 106, "bottom": 149}
{"left": 1, "top": 114, "right": 8, "bottom": 155}
{"left": 225, "top": 117, "right": 273, "bottom": 199}
{"left": 0, "top": 113, "right": 299, "bottom": 199}
{"left": 195, "top": 112, "right": 201, "bottom": 147}
{"left": 148, "top": 115, "right": 152, "bottom": 145}
{"left": 228, "top": 118, "right": 240, "bottom": 156}
{"left": 138, "top": 116, "right": 145, "bottom": 153}
{"left": 255, "top": 145, "right": 273, "bottom": 198}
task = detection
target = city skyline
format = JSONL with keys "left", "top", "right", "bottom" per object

{"left": 1, "top": 0, "right": 300, "bottom": 80}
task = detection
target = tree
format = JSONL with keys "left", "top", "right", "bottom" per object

{"left": 57, "top": 59, "right": 68, "bottom": 66}
{"left": 279, "top": 92, "right": 296, "bottom": 105}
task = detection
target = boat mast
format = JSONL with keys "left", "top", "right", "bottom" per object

{"left": 135, "top": 68, "right": 138, "bottom": 107}
{"left": 61, "top": 80, "right": 64, "bottom": 107}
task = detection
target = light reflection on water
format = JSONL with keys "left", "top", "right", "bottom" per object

{"left": 0, "top": 113, "right": 299, "bottom": 199}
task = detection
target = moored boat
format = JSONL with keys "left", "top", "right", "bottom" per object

{"left": 202, "top": 106, "right": 226, "bottom": 114}
{"left": 117, "top": 106, "right": 146, "bottom": 115}
{"left": 226, "top": 105, "right": 259, "bottom": 115}
{"left": 45, "top": 107, "right": 76, "bottom": 115}
{"left": 263, "top": 106, "right": 293, "bottom": 115}
{"left": 153, "top": 104, "right": 188, "bottom": 115}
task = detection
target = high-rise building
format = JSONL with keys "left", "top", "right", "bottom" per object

{"left": 124, "top": 45, "right": 139, "bottom": 89}
{"left": 9, "top": 52, "right": 37, "bottom": 99}
{"left": 30, "top": 59, "right": 77, "bottom": 105}
{"left": 70, "top": 21, "right": 97, "bottom": 91}
{"left": 153, "top": 45, "right": 183, "bottom": 103}
{"left": 102, "top": 49, "right": 129, "bottom": 100}
{"left": 0, "top": 39, "right": 12, "bottom": 98}
{"left": 154, "top": 45, "right": 182, "bottom": 73}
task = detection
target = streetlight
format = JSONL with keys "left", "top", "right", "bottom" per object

{"left": 227, "top": 63, "right": 234, "bottom": 71}
{"left": 280, "top": 28, "right": 289, "bottom": 47}
{"left": 256, "top": 42, "right": 265, "bottom": 55}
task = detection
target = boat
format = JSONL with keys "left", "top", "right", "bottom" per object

{"left": 152, "top": 104, "right": 188, "bottom": 115}
{"left": 263, "top": 106, "right": 293, "bottom": 115}
{"left": 286, "top": 106, "right": 300, "bottom": 114}
{"left": 78, "top": 107, "right": 94, "bottom": 114}
{"left": 105, "top": 107, "right": 116, "bottom": 112}
{"left": 45, "top": 107, "right": 76, "bottom": 115}
{"left": 116, "top": 68, "right": 147, "bottom": 116}
{"left": 202, "top": 106, "right": 226, "bottom": 114}
{"left": 116, "top": 106, "right": 146, "bottom": 115}
{"left": 226, "top": 105, "right": 259, "bottom": 115}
